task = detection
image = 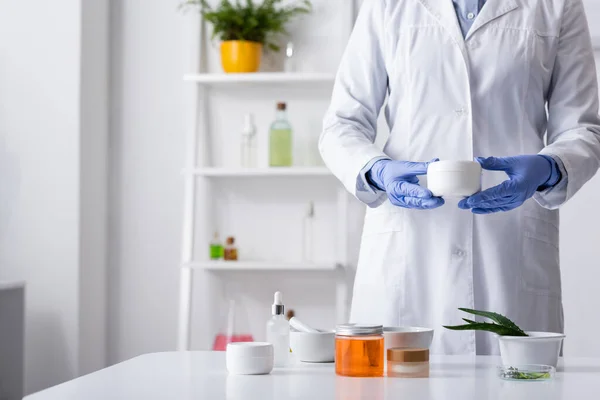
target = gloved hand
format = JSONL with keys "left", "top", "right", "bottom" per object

{"left": 367, "top": 159, "right": 444, "bottom": 209}
{"left": 458, "top": 155, "right": 557, "bottom": 214}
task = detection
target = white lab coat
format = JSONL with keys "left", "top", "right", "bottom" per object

{"left": 320, "top": 0, "right": 600, "bottom": 355}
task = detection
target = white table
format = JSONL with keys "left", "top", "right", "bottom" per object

{"left": 25, "top": 351, "right": 600, "bottom": 399}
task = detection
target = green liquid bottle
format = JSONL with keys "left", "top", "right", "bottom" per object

{"left": 209, "top": 231, "right": 223, "bottom": 260}
{"left": 269, "top": 102, "right": 293, "bottom": 167}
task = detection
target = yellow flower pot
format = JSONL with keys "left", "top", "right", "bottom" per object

{"left": 220, "top": 40, "right": 262, "bottom": 73}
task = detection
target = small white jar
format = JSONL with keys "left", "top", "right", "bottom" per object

{"left": 226, "top": 342, "right": 274, "bottom": 375}
{"left": 427, "top": 160, "right": 482, "bottom": 197}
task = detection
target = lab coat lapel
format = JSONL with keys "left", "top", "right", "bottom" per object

{"left": 465, "top": 0, "right": 519, "bottom": 40}
{"left": 416, "top": 0, "right": 465, "bottom": 48}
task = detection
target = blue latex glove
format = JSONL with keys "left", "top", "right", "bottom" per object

{"left": 458, "top": 155, "right": 557, "bottom": 214}
{"left": 367, "top": 159, "right": 444, "bottom": 209}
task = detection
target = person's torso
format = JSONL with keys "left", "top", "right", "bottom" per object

{"left": 352, "top": 0, "right": 564, "bottom": 355}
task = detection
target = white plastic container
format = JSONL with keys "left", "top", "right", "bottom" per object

{"left": 498, "top": 332, "right": 565, "bottom": 368}
{"left": 427, "top": 160, "right": 482, "bottom": 197}
{"left": 226, "top": 342, "right": 274, "bottom": 375}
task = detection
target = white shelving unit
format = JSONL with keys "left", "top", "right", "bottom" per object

{"left": 184, "top": 261, "right": 339, "bottom": 271}
{"left": 187, "top": 167, "right": 332, "bottom": 178}
{"left": 177, "top": 70, "right": 352, "bottom": 351}
{"left": 184, "top": 72, "right": 336, "bottom": 85}
{"left": 178, "top": 5, "right": 356, "bottom": 352}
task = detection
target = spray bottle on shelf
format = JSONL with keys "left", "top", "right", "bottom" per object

{"left": 240, "top": 113, "right": 257, "bottom": 168}
{"left": 302, "top": 201, "right": 315, "bottom": 263}
{"left": 266, "top": 291, "right": 290, "bottom": 367}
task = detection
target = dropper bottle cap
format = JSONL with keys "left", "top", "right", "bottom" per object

{"left": 272, "top": 291, "right": 284, "bottom": 315}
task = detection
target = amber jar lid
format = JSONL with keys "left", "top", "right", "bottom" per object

{"left": 226, "top": 236, "right": 235, "bottom": 245}
{"left": 276, "top": 102, "right": 287, "bottom": 111}
{"left": 387, "top": 348, "right": 429, "bottom": 362}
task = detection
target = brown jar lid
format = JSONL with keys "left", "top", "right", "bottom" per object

{"left": 387, "top": 348, "right": 429, "bottom": 362}
{"left": 276, "top": 102, "right": 287, "bottom": 110}
{"left": 226, "top": 236, "right": 235, "bottom": 245}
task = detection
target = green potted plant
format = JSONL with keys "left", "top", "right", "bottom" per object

{"left": 181, "top": 0, "right": 312, "bottom": 73}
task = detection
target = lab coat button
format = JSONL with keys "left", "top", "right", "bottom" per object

{"left": 453, "top": 249, "right": 466, "bottom": 257}
{"left": 467, "top": 12, "right": 475, "bottom": 20}
{"left": 454, "top": 108, "right": 468, "bottom": 117}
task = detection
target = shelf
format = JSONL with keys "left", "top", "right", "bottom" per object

{"left": 184, "top": 261, "right": 339, "bottom": 271}
{"left": 188, "top": 167, "right": 332, "bottom": 177}
{"left": 183, "top": 72, "right": 336, "bottom": 85}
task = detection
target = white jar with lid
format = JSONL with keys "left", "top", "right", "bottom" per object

{"left": 226, "top": 342, "right": 274, "bottom": 375}
{"left": 427, "top": 160, "right": 482, "bottom": 197}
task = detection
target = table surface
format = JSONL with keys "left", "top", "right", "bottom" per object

{"left": 25, "top": 351, "right": 600, "bottom": 400}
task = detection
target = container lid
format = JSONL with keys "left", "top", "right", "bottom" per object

{"left": 226, "top": 342, "right": 273, "bottom": 358}
{"left": 428, "top": 160, "right": 481, "bottom": 173}
{"left": 336, "top": 323, "right": 383, "bottom": 336}
{"left": 387, "top": 348, "right": 429, "bottom": 362}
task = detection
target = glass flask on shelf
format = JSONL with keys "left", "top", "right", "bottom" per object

{"left": 212, "top": 296, "right": 254, "bottom": 351}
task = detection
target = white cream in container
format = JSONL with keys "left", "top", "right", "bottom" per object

{"left": 226, "top": 342, "right": 274, "bottom": 375}
{"left": 427, "top": 160, "right": 482, "bottom": 197}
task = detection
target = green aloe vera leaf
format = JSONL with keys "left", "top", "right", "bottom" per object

{"left": 463, "top": 318, "right": 477, "bottom": 324}
{"left": 443, "top": 322, "right": 528, "bottom": 336}
{"left": 458, "top": 308, "right": 527, "bottom": 335}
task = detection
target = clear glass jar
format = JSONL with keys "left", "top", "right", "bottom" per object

{"left": 387, "top": 348, "right": 429, "bottom": 378}
{"left": 335, "top": 324, "right": 384, "bottom": 377}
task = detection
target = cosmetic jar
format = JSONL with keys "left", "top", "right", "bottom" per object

{"left": 226, "top": 342, "right": 274, "bottom": 375}
{"left": 387, "top": 348, "right": 429, "bottom": 378}
{"left": 427, "top": 160, "right": 482, "bottom": 197}
{"left": 335, "top": 324, "right": 384, "bottom": 377}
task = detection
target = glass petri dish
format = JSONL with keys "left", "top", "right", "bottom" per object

{"left": 497, "top": 365, "right": 555, "bottom": 381}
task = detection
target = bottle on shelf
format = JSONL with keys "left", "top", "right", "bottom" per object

{"left": 209, "top": 232, "right": 223, "bottom": 260}
{"left": 302, "top": 201, "right": 315, "bottom": 262}
{"left": 269, "top": 102, "right": 293, "bottom": 167}
{"left": 224, "top": 236, "right": 238, "bottom": 261}
{"left": 240, "top": 113, "right": 257, "bottom": 168}
{"left": 283, "top": 42, "right": 296, "bottom": 73}
{"left": 266, "top": 291, "right": 290, "bottom": 367}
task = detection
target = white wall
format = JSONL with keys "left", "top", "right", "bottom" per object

{"left": 108, "top": 0, "right": 189, "bottom": 362}
{"left": 0, "top": 0, "right": 81, "bottom": 392}
{"left": 0, "top": 0, "right": 108, "bottom": 393}
{"left": 107, "top": 0, "right": 600, "bottom": 364}
{"left": 80, "top": 0, "right": 109, "bottom": 375}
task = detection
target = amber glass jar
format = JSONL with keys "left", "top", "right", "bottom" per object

{"left": 335, "top": 324, "right": 384, "bottom": 377}
{"left": 223, "top": 236, "right": 238, "bottom": 261}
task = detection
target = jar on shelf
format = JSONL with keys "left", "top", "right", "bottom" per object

{"left": 335, "top": 324, "right": 384, "bottom": 377}
{"left": 224, "top": 236, "right": 238, "bottom": 261}
{"left": 387, "top": 348, "right": 429, "bottom": 378}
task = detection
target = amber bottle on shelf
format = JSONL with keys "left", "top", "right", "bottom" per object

{"left": 223, "top": 236, "right": 238, "bottom": 261}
